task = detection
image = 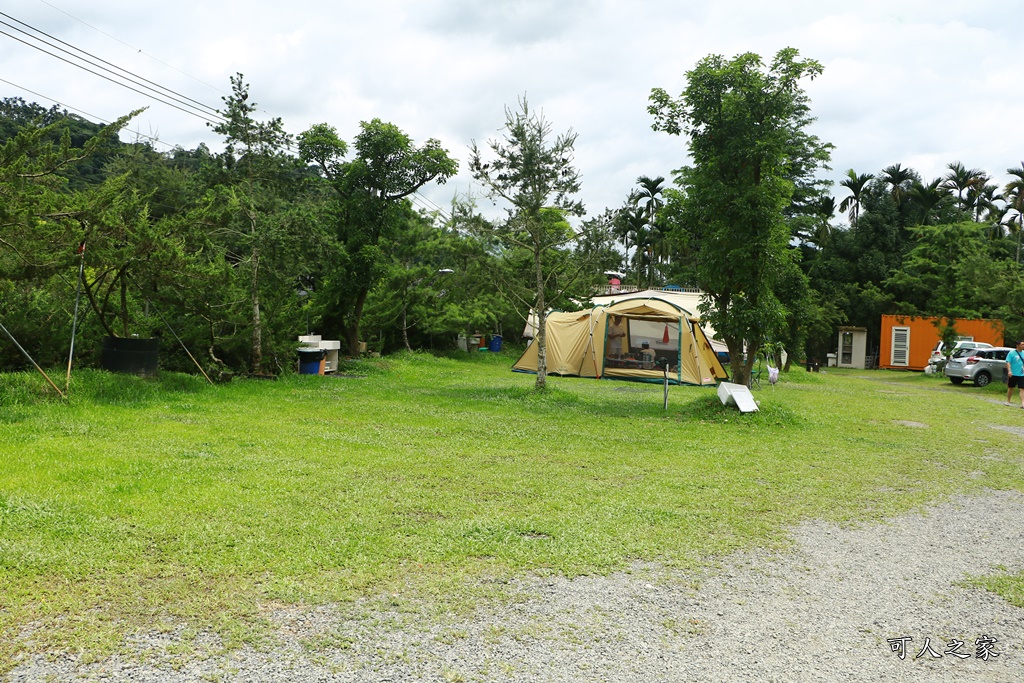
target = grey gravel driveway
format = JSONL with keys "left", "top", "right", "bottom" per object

{"left": 9, "top": 489, "right": 1024, "bottom": 682}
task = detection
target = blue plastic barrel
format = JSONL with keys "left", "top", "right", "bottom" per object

{"left": 489, "top": 335, "right": 503, "bottom": 352}
{"left": 298, "top": 349, "right": 325, "bottom": 375}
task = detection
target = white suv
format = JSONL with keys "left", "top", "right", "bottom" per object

{"left": 927, "top": 340, "right": 993, "bottom": 372}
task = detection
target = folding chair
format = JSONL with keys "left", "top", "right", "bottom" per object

{"left": 749, "top": 356, "right": 763, "bottom": 389}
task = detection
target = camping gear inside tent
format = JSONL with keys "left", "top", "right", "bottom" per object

{"left": 512, "top": 297, "right": 728, "bottom": 385}
{"left": 592, "top": 288, "right": 715, "bottom": 338}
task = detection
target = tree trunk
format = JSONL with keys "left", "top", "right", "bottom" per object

{"left": 534, "top": 244, "right": 547, "bottom": 391}
{"left": 119, "top": 272, "right": 129, "bottom": 337}
{"left": 401, "top": 296, "right": 412, "bottom": 352}
{"left": 743, "top": 341, "right": 760, "bottom": 387}
{"left": 726, "top": 338, "right": 746, "bottom": 387}
{"left": 251, "top": 248, "right": 262, "bottom": 374}
{"left": 347, "top": 286, "right": 370, "bottom": 355}
{"left": 726, "top": 338, "right": 759, "bottom": 387}
{"left": 81, "top": 270, "right": 118, "bottom": 338}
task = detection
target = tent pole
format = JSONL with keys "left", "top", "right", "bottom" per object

{"left": 0, "top": 318, "right": 66, "bottom": 399}
{"left": 696, "top": 321, "right": 704, "bottom": 385}
{"left": 663, "top": 363, "right": 669, "bottom": 409}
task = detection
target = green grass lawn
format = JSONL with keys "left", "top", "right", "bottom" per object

{"left": 2, "top": 352, "right": 1024, "bottom": 667}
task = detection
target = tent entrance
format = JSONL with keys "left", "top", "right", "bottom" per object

{"left": 602, "top": 315, "right": 681, "bottom": 380}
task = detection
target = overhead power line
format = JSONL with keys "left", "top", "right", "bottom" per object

{"left": 411, "top": 192, "right": 452, "bottom": 223}
{"left": 34, "top": 0, "right": 284, "bottom": 123}
{"left": 37, "top": 0, "right": 230, "bottom": 99}
{"left": 0, "top": 77, "right": 174, "bottom": 150}
{"left": 0, "top": 11, "right": 220, "bottom": 118}
{"left": 0, "top": 15, "right": 223, "bottom": 125}
{"left": 2, "top": 9, "right": 453, "bottom": 220}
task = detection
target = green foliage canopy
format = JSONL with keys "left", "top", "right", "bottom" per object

{"left": 649, "top": 48, "right": 832, "bottom": 384}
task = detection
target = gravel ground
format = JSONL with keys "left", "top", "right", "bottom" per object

{"left": 9, "top": 489, "right": 1024, "bottom": 682}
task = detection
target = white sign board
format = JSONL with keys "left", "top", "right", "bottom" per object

{"left": 717, "top": 381, "right": 759, "bottom": 413}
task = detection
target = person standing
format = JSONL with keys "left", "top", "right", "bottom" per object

{"left": 607, "top": 316, "right": 627, "bottom": 357}
{"left": 1006, "top": 339, "right": 1024, "bottom": 408}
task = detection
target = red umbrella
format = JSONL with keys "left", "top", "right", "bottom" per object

{"left": 662, "top": 324, "right": 670, "bottom": 344}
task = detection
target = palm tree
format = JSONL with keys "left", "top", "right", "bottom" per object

{"left": 633, "top": 175, "right": 667, "bottom": 286}
{"left": 1004, "top": 163, "right": 1024, "bottom": 262}
{"left": 992, "top": 206, "right": 1013, "bottom": 240}
{"left": 810, "top": 195, "right": 837, "bottom": 247}
{"left": 880, "top": 163, "right": 916, "bottom": 208}
{"left": 616, "top": 207, "right": 648, "bottom": 280}
{"left": 837, "top": 169, "right": 873, "bottom": 226}
{"left": 907, "top": 178, "right": 949, "bottom": 225}
{"left": 635, "top": 175, "right": 666, "bottom": 223}
{"left": 942, "top": 161, "right": 987, "bottom": 214}
{"left": 966, "top": 181, "right": 1002, "bottom": 223}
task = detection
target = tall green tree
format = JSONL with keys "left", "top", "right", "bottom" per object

{"left": 967, "top": 181, "right": 1001, "bottom": 223}
{"left": 649, "top": 48, "right": 832, "bottom": 384}
{"left": 0, "top": 106, "right": 144, "bottom": 369}
{"left": 469, "top": 97, "right": 586, "bottom": 390}
{"left": 209, "top": 74, "right": 296, "bottom": 374}
{"left": 612, "top": 204, "right": 647, "bottom": 281}
{"left": 299, "top": 120, "right": 458, "bottom": 354}
{"left": 885, "top": 221, "right": 997, "bottom": 317}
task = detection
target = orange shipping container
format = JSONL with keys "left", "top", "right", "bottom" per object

{"left": 879, "top": 315, "right": 1003, "bottom": 371}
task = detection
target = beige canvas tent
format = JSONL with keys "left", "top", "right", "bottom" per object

{"left": 512, "top": 297, "right": 728, "bottom": 385}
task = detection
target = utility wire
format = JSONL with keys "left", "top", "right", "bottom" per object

{"left": 0, "top": 77, "right": 176, "bottom": 150}
{"left": 411, "top": 191, "right": 452, "bottom": 222}
{"left": 0, "top": 12, "right": 297, "bottom": 151}
{"left": 4, "top": 75, "right": 450, "bottom": 223}
{"left": 36, "top": 0, "right": 283, "bottom": 123}
{"left": 4, "top": 72, "right": 451, "bottom": 221}
{"left": 37, "top": 0, "right": 230, "bottom": 99}
{"left": 5, "top": 10, "right": 450, "bottom": 215}
{"left": 0, "top": 22, "right": 223, "bottom": 125}
{"left": 0, "top": 11, "right": 221, "bottom": 118}
{"left": 0, "top": 28, "right": 221, "bottom": 126}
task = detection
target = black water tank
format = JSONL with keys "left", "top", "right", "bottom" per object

{"left": 101, "top": 336, "right": 159, "bottom": 377}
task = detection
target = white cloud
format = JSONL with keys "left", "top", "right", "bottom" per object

{"left": 2, "top": 0, "right": 1023, "bottom": 214}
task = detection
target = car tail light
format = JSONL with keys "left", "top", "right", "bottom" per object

{"left": 966, "top": 356, "right": 980, "bottom": 365}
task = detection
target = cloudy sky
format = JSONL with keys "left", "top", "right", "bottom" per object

{"left": 3, "top": 0, "right": 1022, "bottom": 222}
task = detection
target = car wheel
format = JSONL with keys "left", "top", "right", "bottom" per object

{"left": 949, "top": 377, "right": 964, "bottom": 385}
{"left": 975, "top": 371, "right": 991, "bottom": 388}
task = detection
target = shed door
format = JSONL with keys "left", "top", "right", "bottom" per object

{"left": 891, "top": 327, "right": 910, "bottom": 367}
{"left": 841, "top": 332, "right": 854, "bottom": 365}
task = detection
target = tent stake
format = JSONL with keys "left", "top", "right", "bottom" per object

{"left": 0, "top": 318, "right": 66, "bottom": 399}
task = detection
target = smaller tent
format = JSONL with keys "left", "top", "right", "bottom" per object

{"left": 512, "top": 297, "right": 728, "bottom": 385}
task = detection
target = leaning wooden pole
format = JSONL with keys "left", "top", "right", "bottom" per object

{"left": 0, "top": 318, "right": 66, "bottom": 399}
{"left": 66, "top": 242, "right": 86, "bottom": 394}
{"left": 129, "top": 279, "right": 214, "bottom": 385}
